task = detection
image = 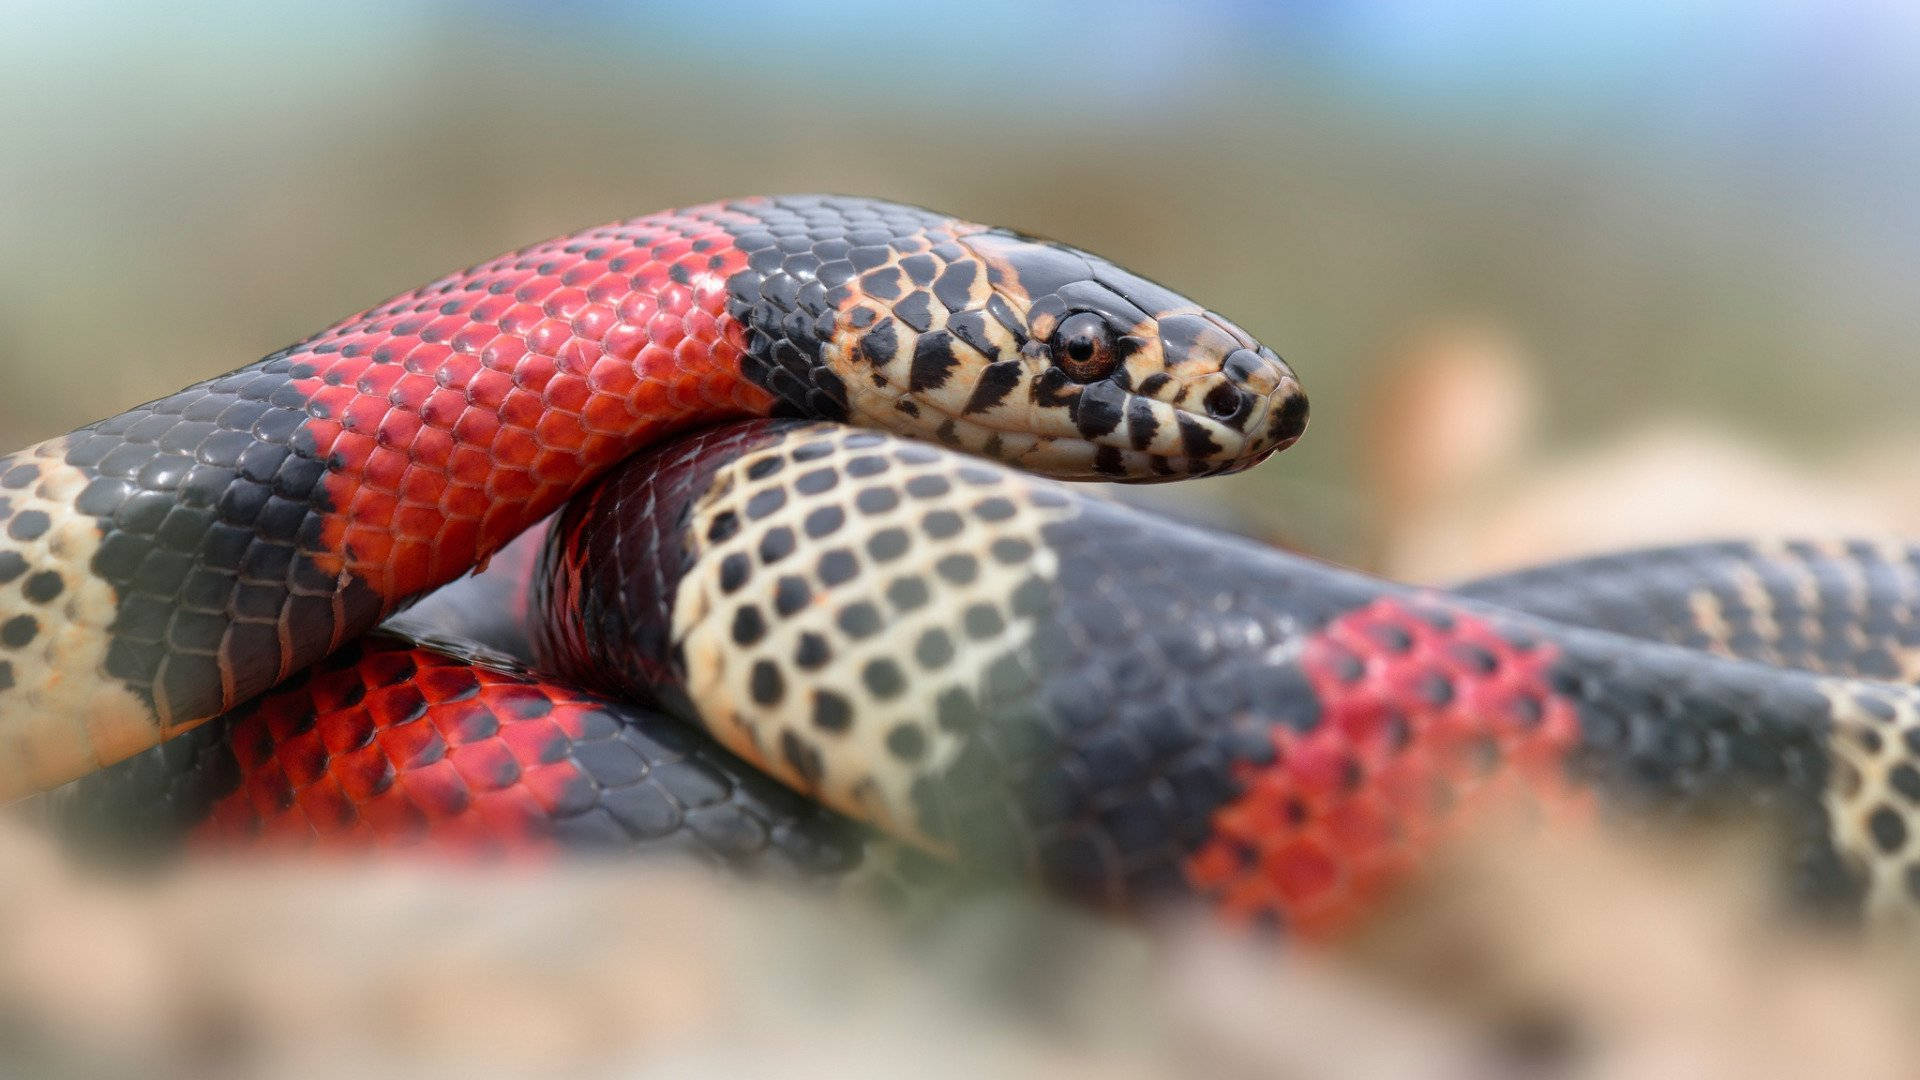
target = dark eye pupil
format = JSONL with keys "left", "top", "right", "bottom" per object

{"left": 1052, "top": 313, "right": 1115, "bottom": 382}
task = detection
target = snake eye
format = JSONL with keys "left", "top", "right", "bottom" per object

{"left": 1051, "top": 312, "right": 1118, "bottom": 382}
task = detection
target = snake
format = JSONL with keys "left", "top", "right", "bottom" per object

{"left": 0, "top": 194, "right": 1303, "bottom": 797}
{"left": 14, "top": 195, "right": 1920, "bottom": 938}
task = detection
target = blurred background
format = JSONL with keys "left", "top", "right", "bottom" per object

{"left": 6, "top": 3, "right": 1920, "bottom": 1074}
{"left": 7, "top": 0, "right": 1920, "bottom": 580}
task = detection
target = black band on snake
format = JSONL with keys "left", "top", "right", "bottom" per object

{"left": 8, "top": 194, "right": 1914, "bottom": 939}
{"left": 58, "top": 419, "right": 1920, "bottom": 935}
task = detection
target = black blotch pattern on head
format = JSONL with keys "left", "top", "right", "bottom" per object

{"left": 1126, "top": 396, "right": 1160, "bottom": 451}
{"left": 1271, "top": 393, "right": 1310, "bottom": 443}
{"left": 1891, "top": 764, "right": 1920, "bottom": 803}
{"left": 859, "top": 320, "right": 899, "bottom": 368}
{"left": 719, "top": 197, "right": 952, "bottom": 422}
{"left": 1030, "top": 367, "right": 1077, "bottom": 410}
{"left": 894, "top": 292, "right": 934, "bottom": 334}
{"left": 962, "top": 361, "right": 1023, "bottom": 416}
{"left": 861, "top": 267, "right": 904, "bottom": 302}
{"left": 1010, "top": 576, "right": 1051, "bottom": 619}
{"left": 909, "top": 333, "right": 961, "bottom": 393}
{"left": 932, "top": 261, "right": 978, "bottom": 313}
{"left": 1072, "top": 381, "right": 1126, "bottom": 439}
{"left": 1176, "top": 415, "right": 1221, "bottom": 459}
{"left": 899, "top": 254, "right": 938, "bottom": 286}
{"left": 945, "top": 310, "right": 1001, "bottom": 363}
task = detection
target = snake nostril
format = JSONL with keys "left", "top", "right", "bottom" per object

{"left": 1203, "top": 382, "right": 1248, "bottom": 423}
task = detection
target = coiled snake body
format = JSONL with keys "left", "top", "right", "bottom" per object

{"left": 8, "top": 196, "right": 1914, "bottom": 936}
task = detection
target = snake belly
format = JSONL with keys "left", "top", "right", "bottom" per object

{"left": 0, "top": 195, "right": 1305, "bottom": 798}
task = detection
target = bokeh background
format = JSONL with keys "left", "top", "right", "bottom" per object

{"left": 7, "top": 4, "right": 1920, "bottom": 1075}
{"left": 7, "top": 0, "right": 1920, "bottom": 580}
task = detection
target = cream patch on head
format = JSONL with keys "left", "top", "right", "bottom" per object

{"left": 1819, "top": 678, "right": 1920, "bottom": 921}
{"left": 0, "top": 438, "right": 160, "bottom": 797}
{"left": 821, "top": 232, "right": 1285, "bottom": 481}
{"left": 822, "top": 233, "right": 1030, "bottom": 446}
{"left": 669, "top": 425, "right": 1073, "bottom": 849}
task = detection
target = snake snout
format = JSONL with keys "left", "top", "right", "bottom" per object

{"left": 1180, "top": 343, "right": 1308, "bottom": 469}
{"left": 1232, "top": 346, "right": 1308, "bottom": 449}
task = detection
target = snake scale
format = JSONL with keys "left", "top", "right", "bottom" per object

{"left": 8, "top": 195, "right": 1916, "bottom": 936}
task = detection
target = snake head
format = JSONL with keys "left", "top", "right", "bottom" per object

{"left": 722, "top": 196, "right": 1307, "bottom": 481}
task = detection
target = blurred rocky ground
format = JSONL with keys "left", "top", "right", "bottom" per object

{"left": 0, "top": 816, "right": 1914, "bottom": 1078}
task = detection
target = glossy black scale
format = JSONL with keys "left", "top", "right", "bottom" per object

{"left": 62, "top": 353, "right": 378, "bottom": 722}
{"left": 720, "top": 196, "right": 962, "bottom": 420}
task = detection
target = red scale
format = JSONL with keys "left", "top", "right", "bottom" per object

{"left": 285, "top": 209, "right": 768, "bottom": 605}
{"left": 1187, "top": 597, "right": 1590, "bottom": 936}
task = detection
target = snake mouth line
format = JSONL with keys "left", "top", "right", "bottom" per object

{"left": 877, "top": 379, "right": 1303, "bottom": 482}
